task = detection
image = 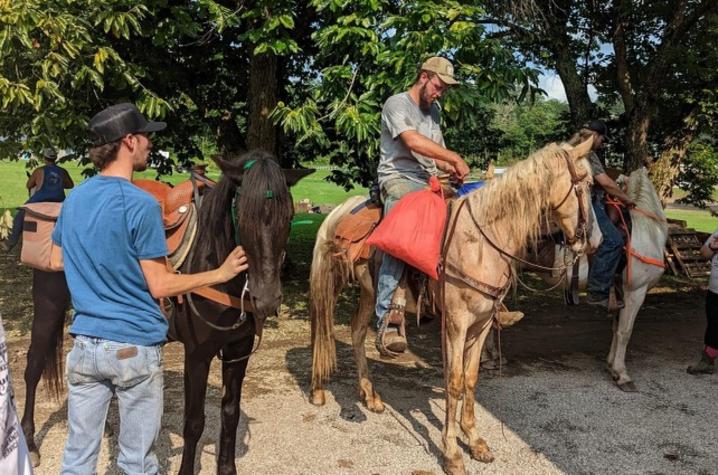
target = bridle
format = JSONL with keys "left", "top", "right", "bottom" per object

{"left": 551, "top": 151, "right": 590, "bottom": 247}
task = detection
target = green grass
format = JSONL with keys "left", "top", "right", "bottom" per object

{"left": 665, "top": 209, "right": 718, "bottom": 233}
{"left": 0, "top": 160, "right": 367, "bottom": 210}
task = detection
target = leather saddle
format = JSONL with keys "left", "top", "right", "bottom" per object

{"left": 134, "top": 179, "right": 204, "bottom": 269}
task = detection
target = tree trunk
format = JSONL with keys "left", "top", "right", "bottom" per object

{"left": 554, "top": 48, "right": 594, "bottom": 128}
{"left": 247, "top": 52, "right": 278, "bottom": 158}
{"left": 215, "top": 112, "right": 245, "bottom": 156}
{"left": 623, "top": 101, "right": 654, "bottom": 171}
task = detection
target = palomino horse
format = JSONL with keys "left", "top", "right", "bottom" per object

{"left": 309, "top": 139, "right": 595, "bottom": 474}
{"left": 170, "top": 150, "right": 305, "bottom": 474}
{"left": 528, "top": 167, "right": 668, "bottom": 391}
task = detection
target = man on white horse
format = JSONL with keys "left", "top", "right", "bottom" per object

{"left": 374, "top": 56, "right": 470, "bottom": 355}
{"left": 577, "top": 120, "right": 636, "bottom": 309}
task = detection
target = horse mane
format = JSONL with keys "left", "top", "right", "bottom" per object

{"left": 626, "top": 167, "right": 668, "bottom": 244}
{"left": 465, "top": 142, "right": 590, "bottom": 255}
{"left": 191, "top": 150, "right": 293, "bottom": 273}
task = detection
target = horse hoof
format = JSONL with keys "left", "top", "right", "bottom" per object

{"left": 366, "top": 396, "right": 385, "bottom": 414}
{"left": 443, "top": 454, "right": 466, "bottom": 475}
{"left": 469, "top": 442, "right": 495, "bottom": 463}
{"left": 29, "top": 450, "right": 40, "bottom": 468}
{"left": 617, "top": 381, "right": 638, "bottom": 393}
{"left": 310, "top": 389, "right": 326, "bottom": 406}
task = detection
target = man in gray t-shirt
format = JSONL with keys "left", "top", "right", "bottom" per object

{"left": 580, "top": 121, "right": 636, "bottom": 309}
{"left": 374, "top": 56, "right": 470, "bottom": 356}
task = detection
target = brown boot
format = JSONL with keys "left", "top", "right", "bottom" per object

{"left": 687, "top": 351, "right": 715, "bottom": 375}
{"left": 375, "top": 307, "right": 407, "bottom": 357}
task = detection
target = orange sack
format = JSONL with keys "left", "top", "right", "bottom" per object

{"left": 367, "top": 176, "right": 447, "bottom": 280}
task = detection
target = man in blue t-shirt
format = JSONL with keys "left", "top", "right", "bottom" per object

{"left": 50, "top": 103, "right": 248, "bottom": 474}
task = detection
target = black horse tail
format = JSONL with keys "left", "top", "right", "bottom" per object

{"left": 32, "top": 269, "right": 70, "bottom": 401}
{"left": 42, "top": 313, "right": 66, "bottom": 399}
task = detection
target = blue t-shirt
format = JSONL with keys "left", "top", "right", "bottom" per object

{"left": 52, "top": 176, "right": 169, "bottom": 346}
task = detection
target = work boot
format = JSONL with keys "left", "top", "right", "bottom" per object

{"left": 686, "top": 351, "right": 715, "bottom": 375}
{"left": 375, "top": 307, "right": 407, "bottom": 357}
{"left": 587, "top": 293, "right": 624, "bottom": 310}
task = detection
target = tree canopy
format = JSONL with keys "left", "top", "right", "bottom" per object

{"left": 1, "top": 0, "right": 715, "bottom": 203}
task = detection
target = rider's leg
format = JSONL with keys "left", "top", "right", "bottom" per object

{"left": 374, "top": 178, "right": 425, "bottom": 354}
{"left": 587, "top": 199, "right": 624, "bottom": 304}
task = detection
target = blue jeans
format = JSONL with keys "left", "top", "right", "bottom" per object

{"left": 587, "top": 198, "right": 624, "bottom": 298}
{"left": 61, "top": 335, "right": 163, "bottom": 475}
{"left": 375, "top": 178, "right": 426, "bottom": 329}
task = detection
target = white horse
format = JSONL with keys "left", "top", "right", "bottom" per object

{"left": 536, "top": 167, "right": 668, "bottom": 391}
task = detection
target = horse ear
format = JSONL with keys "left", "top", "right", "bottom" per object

{"left": 283, "top": 168, "right": 315, "bottom": 187}
{"left": 212, "top": 154, "right": 244, "bottom": 180}
{"left": 570, "top": 136, "right": 594, "bottom": 161}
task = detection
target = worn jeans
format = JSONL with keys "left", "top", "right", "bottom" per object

{"left": 375, "top": 178, "right": 426, "bottom": 329}
{"left": 61, "top": 335, "right": 163, "bottom": 475}
{"left": 587, "top": 198, "right": 624, "bottom": 298}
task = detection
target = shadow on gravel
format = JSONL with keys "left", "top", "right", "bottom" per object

{"left": 285, "top": 281, "right": 714, "bottom": 473}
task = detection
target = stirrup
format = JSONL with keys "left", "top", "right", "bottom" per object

{"left": 375, "top": 308, "right": 407, "bottom": 358}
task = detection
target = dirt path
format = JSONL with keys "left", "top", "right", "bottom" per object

{"left": 2, "top": 250, "right": 717, "bottom": 474}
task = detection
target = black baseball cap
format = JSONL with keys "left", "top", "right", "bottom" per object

{"left": 586, "top": 120, "right": 608, "bottom": 139}
{"left": 88, "top": 103, "right": 166, "bottom": 146}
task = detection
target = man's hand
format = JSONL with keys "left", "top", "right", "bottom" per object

{"left": 217, "top": 246, "right": 249, "bottom": 282}
{"left": 452, "top": 156, "right": 470, "bottom": 183}
{"left": 623, "top": 198, "right": 637, "bottom": 209}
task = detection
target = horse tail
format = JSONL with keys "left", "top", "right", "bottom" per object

{"left": 310, "top": 196, "right": 364, "bottom": 390}
{"left": 42, "top": 313, "right": 66, "bottom": 400}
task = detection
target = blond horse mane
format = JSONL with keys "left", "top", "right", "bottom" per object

{"left": 464, "top": 142, "right": 591, "bottom": 258}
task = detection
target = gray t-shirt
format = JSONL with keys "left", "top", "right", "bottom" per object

{"left": 377, "top": 92, "right": 443, "bottom": 186}
{"left": 705, "top": 230, "right": 718, "bottom": 293}
{"left": 588, "top": 151, "right": 606, "bottom": 200}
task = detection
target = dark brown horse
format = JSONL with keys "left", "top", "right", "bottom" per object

{"left": 20, "top": 150, "right": 308, "bottom": 473}
{"left": 170, "top": 150, "right": 305, "bottom": 474}
{"left": 20, "top": 269, "right": 70, "bottom": 467}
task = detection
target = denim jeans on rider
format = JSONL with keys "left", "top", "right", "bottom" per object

{"left": 587, "top": 197, "right": 624, "bottom": 298}
{"left": 61, "top": 335, "right": 163, "bottom": 475}
{"left": 374, "top": 178, "right": 426, "bottom": 329}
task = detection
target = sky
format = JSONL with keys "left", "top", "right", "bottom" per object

{"left": 538, "top": 71, "right": 598, "bottom": 102}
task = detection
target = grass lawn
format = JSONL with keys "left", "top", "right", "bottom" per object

{"left": 0, "top": 159, "right": 367, "bottom": 211}
{"left": 665, "top": 208, "right": 717, "bottom": 233}
{"left": 3, "top": 158, "right": 715, "bottom": 234}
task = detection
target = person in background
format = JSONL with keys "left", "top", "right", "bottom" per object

{"left": 567, "top": 121, "right": 636, "bottom": 309}
{"left": 687, "top": 230, "right": 718, "bottom": 375}
{"left": 2, "top": 148, "right": 73, "bottom": 252}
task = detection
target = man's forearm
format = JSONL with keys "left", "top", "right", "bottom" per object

{"left": 401, "top": 131, "right": 459, "bottom": 165}
{"left": 150, "top": 268, "right": 228, "bottom": 298}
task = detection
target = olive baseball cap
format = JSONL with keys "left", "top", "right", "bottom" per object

{"left": 421, "top": 56, "right": 459, "bottom": 85}
{"left": 88, "top": 103, "right": 166, "bottom": 146}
